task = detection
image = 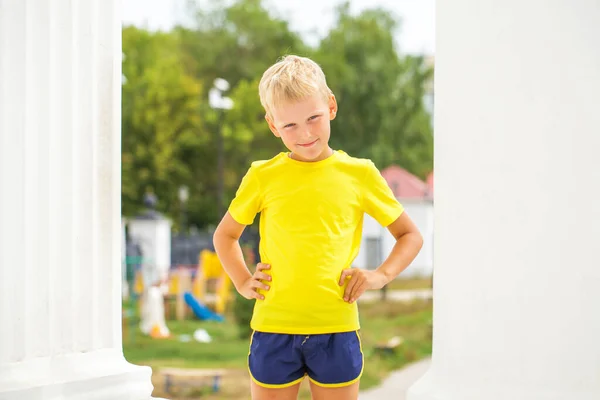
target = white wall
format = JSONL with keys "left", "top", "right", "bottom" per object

{"left": 355, "top": 199, "right": 434, "bottom": 278}
{"left": 408, "top": 1, "right": 600, "bottom": 399}
{"left": 353, "top": 214, "right": 383, "bottom": 270}
{"left": 399, "top": 199, "right": 434, "bottom": 276}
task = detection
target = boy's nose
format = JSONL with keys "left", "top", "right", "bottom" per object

{"left": 300, "top": 127, "right": 313, "bottom": 139}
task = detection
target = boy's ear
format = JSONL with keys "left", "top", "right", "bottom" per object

{"left": 329, "top": 94, "right": 338, "bottom": 120}
{"left": 265, "top": 115, "right": 281, "bottom": 137}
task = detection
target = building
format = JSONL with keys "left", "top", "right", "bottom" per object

{"left": 354, "top": 165, "right": 434, "bottom": 278}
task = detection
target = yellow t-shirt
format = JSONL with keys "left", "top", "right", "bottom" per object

{"left": 228, "top": 150, "right": 403, "bottom": 334}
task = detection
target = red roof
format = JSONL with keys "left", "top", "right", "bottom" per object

{"left": 380, "top": 165, "right": 432, "bottom": 199}
{"left": 426, "top": 171, "right": 434, "bottom": 195}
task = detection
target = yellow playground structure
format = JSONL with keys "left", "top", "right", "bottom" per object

{"left": 192, "top": 249, "right": 233, "bottom": 315}
{"left": 132, "top": 248, "right": 233, "bottom": 320}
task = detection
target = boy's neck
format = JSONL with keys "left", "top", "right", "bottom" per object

{"left": 289, "top": 147, "right": 334, "bottom": 162}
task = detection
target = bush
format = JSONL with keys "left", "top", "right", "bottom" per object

{"left": 232, "top": 291, "right": 255, "bottom": 339}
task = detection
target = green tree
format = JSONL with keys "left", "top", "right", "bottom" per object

{"left": 179, "top": 0, "right": 308, "bottom": 87}
{"left": 121, "top": 26, "right": 204, "bottom": 223}
{"left": 315, "top": 2, "right": 433, "bottom": 177}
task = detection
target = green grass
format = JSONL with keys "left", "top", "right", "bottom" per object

{"left": 358, "top": 300, "right": 433, "bottom": 388}
{"left": 124, "top": 318, "right": 249, "bottom": 369}
{"left": 385, "top": 276, "right": 432, "bottom": 291}
{"left": 123, "top": 296, "right": 432, "bottom": 399}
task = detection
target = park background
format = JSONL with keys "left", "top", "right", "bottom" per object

{"left": 122, "top": 0, "right": 435, "bottom": 398}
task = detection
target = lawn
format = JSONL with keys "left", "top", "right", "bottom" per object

{"left": 385, "top": 276, "right": 432, "bottom": 291}
{"left": 123, "top": 293, "right": 432, "bottom": 399}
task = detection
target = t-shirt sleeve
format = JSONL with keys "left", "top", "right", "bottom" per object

{"left": 228, "top": 165, "right": 263, "bottom": 225}
{"left": 361, "top": 160, "right": 404, "bottom": 227}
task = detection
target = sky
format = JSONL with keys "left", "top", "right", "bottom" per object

{"left": 122, "top": 0, "right": 435, "bottom": 55}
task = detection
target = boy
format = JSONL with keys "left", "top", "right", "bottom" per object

{"left": 213, "top": 55, "right": 423, "bottom": 400}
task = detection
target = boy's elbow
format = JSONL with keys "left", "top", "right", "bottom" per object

{"left": 415, "top": 231, "right": 424, "bottom": 250}
{"left": 402, "top": 226, "right": 423, "bottom": 252}
{"left": 212, "top": 223, "right": 226, "bottom": 249}
{"left": 213, "top": 213, "right": 245, "bottom": 249}
{"left": 212, "top": 229, "right": 220, "bottom": 248}
{"left": 212, "top": 225, "right": 229, "bottom": 248}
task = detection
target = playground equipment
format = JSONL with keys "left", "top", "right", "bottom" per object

{"left": 169, "top": 267, "right": 193, "bottom": 321}
{"left": 128, "top": 248, "right": 231, "bottom": 327}
{"left": 160, "top": 368, "right": 227, "bottom": 396}
{"left": 193, "top": 249, "right": 233, "bottom": 315}
{"left": 139, "top": 286, "right": 170, "bottom": 339}
{"left": 184, "top": 292, "right": 224, "bottom": 322}
{"left": 168, "top": 267, "right": 225, "bottom": 322}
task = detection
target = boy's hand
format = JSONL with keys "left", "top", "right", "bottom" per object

{"left": 237, "top": 263, "right": 271, "bottom": 300}
{"left": 339, "top": 268, "right": 388, "bottom": 303}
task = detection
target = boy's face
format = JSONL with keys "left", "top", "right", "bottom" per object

{"left": 266, "top": 94, "right": 338, "bottom": 162}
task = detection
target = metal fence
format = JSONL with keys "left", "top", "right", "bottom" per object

{"left": 124, "top": 227, "right": 260, "bottom": 270}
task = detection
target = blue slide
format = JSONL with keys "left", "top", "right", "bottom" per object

{"left": 183, "top": 292, "right": 225, "bottom": 322}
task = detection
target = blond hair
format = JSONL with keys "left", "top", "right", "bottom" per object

{"left": 258, "top": 55, "right": 332, "bottom": 118}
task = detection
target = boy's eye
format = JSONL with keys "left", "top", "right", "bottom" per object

{"left": 284, "top": 123, "right": 295, "bottom": 128}
{"left": 309, "top": 115, "right": 320, "bottom": 121}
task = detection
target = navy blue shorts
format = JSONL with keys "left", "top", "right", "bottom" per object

{"left": 248, "top": 330, "right": 364, "bottom": 388}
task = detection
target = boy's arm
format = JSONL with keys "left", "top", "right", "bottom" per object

{"left": 213, "top": 212, "right": 270, "bottom": 299}
{"left": 213, "top": 212, "right": 252, "bottom": 287}
{"left": 376, "top": 212, "right": 424, "bottom": 283}
{"left": 340, "top": 212, "right": 423, "bottom": 303}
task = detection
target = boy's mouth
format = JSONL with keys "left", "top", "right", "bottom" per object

{"left": 298, "top": 139, "right": 318, "bottom": 148}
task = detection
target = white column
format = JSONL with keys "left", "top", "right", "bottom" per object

{"left": 408, "top": 1, "right": 600, "bottom": 400}
{"left": 0, "top": 1, "right": 156, "bottom": 398}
